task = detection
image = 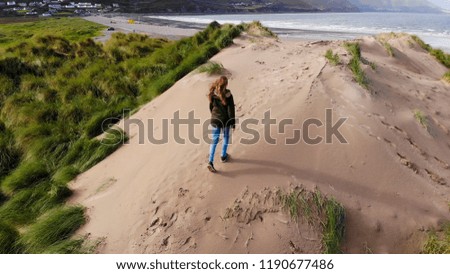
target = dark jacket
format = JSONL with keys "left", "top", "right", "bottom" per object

{"left": 209, "top": 89, "right": 235, "bottom": 128}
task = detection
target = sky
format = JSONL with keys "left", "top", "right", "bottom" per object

{"left": 427, "top": 0, "right": 450, "bottom": 10}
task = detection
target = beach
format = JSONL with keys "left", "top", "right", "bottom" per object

{"left": 145, "top": 12, "right": 450, "bottom": 52}
{"left": 83, "top": 15, "right": 201, "bottom": 42}
{"left": 69, "top": 18, "right": 450, "bottom": 253}
{"left": 84, "top": 14, "right": 363, "bottom": 43}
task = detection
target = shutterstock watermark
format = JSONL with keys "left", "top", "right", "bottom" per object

{"left": 101, "top": 109, "right": 348, "bottom": 146}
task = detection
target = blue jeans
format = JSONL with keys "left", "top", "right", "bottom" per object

{"left": 209, "top": 126, "right": 230, "bottom": 163}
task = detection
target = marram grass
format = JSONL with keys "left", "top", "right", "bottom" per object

{"left": 0, "top": 18, "right": 264, "bottom": 253}
{"left": 0, "top": 221, "right": 21, "bottom": 253}
{"left": 423, "top": 223, "right": 450, "bottom": 254}
{"left": 325, "top": 49, "right": 340, "bottom": 66}
{"left": 411, "top": 35, "right": 450, "bottom": 68}
{"left": 1, "top": 161, "right": 50, "bottom": 195}
{"left": 413, "top": 109, "right": 428, "bottom": 129}
{"left": 280, "top": 189, "right": 346, "bottom": 254}
{"left": 345, "top": 42, "right": 369, "bottom": 89}
{"left": 443, "top": 71, "right": 450, "bottom": 83}
{"left": 20, "top": 206, "right": 85, "bottom": 253}
{"left": 198, "top": 61, "right": 224, "bottom": 75}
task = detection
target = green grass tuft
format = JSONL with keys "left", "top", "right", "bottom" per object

{"left": 423, "top": 223, "right": 450, "bottom": 254}
{"left": 345, "top": 42, "right": 369, "bottom": 89}
{"left": 382, "top": 41, "right": 395, "bottom": 57}
{"left": 0, "top": 221, "right": 22, "bottom": 253}
{"left": 198, "top": 61, "right": 225, "bottom": 75}
{"left": 322, "top": 199, "right": 346, "bottom": 254}
{"left": 20, "top": 206, "right": 85, "bottom": 253}
{"left": 51, "top": 166, "right": 79, "bottom": 185}
{"left": 280, "top": 191, "right": 301, "bottom": 221}
{"left": 0, "top": 129, "right": 21, "bottom": 179}
{"left": 345, "top": 42, "right": 361, "bottom": 59}
{"left": 411, "top": 35, "right": 450, "bottom": 68}
{"left": 0, "top": 181, "right": 71, "bottom": 226}
{"left": 414, "top": 109, "right": 428, "bottom": 129}
{"left": 1, "top": 161, "right": 50, "bottom": 195}
{"left": 411, "top": 35, "right": 431, "bottom": 51}
{"left": 243, "top": 21, "right": 277, "bottom": 38}
{"left": 59, "top": 129, "right": 128, "bottom": 173}
{"left": 443, "top": 71, "right": 450, "bottom": 83}
{"left": 42, "top": 238, "right": 86, "bottom": 254}
{"left": 280, "top": 188, "right": 346, "bottom": 254}
{"left": 84, "top": 110, "right": 123, "bottom": 139}
{"left": 325, "top": 49, "right": 340, "bottom": 66}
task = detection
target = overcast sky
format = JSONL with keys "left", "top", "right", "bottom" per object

{"left": 427, "top": 0, "right": 450, "bottom": 9}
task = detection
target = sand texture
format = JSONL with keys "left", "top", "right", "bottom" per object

{"left": 70, "top": 32, "right": 450, "bottom": 254}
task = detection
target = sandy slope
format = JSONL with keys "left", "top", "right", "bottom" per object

{"left": 70, "top": 33, "right": 450, "bottom": 253}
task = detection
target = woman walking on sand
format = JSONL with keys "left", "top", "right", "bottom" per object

{"left": 207, "top": 76, "right": 236, "bottom": 173}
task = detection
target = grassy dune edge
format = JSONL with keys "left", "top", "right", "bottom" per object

{"left": 280, "top": 189, "right": 345, "bottom": 254}
{"left": 0, "top": 18, "right": 246, "bottom": 253}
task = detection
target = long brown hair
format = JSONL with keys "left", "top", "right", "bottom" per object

{"left": 208, "top": 76, "right": 228, "bottom": 105}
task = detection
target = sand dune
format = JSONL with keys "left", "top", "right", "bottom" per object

{"left": 70, "top": 32, "right": 450, "bottom": 253}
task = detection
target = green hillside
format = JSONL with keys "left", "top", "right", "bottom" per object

{"left": 0, "top": 18, "right": 105, "bottom": 54}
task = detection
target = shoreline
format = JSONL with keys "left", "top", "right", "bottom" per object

{"left": 83, "top": 15, "right": 200, "bottom": 42}
{"left": 86, "top": 14, "right": 450, "bottom": 52}
{"left": 96, "top": 10, "right": 446, "bottom": 16}
{"left": 138, "top": 15, "right": 368, "bottom": 41}
{"left": 85, "top": 14, "right": 369, "bottom": 43}
{"left": 107, "top": 12, "right": 450, "bottom": 52}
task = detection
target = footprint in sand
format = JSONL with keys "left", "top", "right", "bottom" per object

{"left": 406, "top": 137, "right": 428, "bottom": 157}
{"left": 170, "top": 212, "right": 178, "bottom": 222}
{"left": 181, "top": 237, "right": 197, "bottom": 251}
{"left": 425, "top": 169, "right": 447, "bottom": 186}
{"left": 397, "top": 153, "right": 419, "bottom": 174}
{"left": 150, "top": 218, "right": 160, "bottom": 228}
{"left": 157, "top": 212, "right": 178, "bottom": 231}
{"left": 382, "top": 138, "right": 396, "bottom": 148}
{"left": 182, "top": 237, "right": 192, "bottom": 246}
{"left": 432, "top": 118, "right": 450, "bottom": 135}
{"left": 434, "top": 157, "right": 450, "bottom": 169}
{"left": 153, "top": 200, "right": 168, "bottom": 214}
{"left": 162, "top": 235, "right": 170, "bottom": 247}
{"left": 393, "top": 126, "right": 407, "bottom": 136}
{"left": 380, "top": 119, "right": 408, "bottom": 136}
{"left": 380, "top": 120, "right": 390, "bottom": 127}
{"left": 370, "top": 112, "right": 386, "bottom": 120}
{"left": 178, "top": 188, "right": 189, "bottom": 197}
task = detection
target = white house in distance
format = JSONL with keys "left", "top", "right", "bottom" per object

{"left": 76, "top": 2, "right": 93, "bottom": 8}
{"left": 6, "top": 1, "right": 16, "bottom": 6}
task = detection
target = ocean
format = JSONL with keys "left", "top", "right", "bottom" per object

{"left": 147, "top": 13, "right": 450, "bottom": 52}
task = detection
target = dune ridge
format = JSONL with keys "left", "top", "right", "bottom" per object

{"left": 70, "top": 32, "right": 450, "bottom": 253}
